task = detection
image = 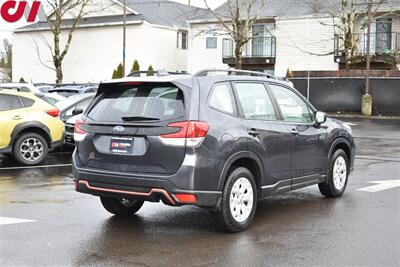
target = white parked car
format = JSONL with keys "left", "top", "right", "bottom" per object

{"left": 65, "top": 114, "right": 82, "bottom": 145}
{"left": 0, "top": 83, "right": 41, "bottom": 94}
{"left": 39, "top": 93, "right": 66, "bottom": 105}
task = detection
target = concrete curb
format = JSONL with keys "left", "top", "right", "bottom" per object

{"left": 328, "top": 113, "right": 400, "bottom": 120}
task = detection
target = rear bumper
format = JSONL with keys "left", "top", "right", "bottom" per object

{"left": 72, "top": 151, "right": 221, "bottom": 208}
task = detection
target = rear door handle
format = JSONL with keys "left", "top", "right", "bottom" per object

{"left": 290, "top": 128, "right": 299, "bottom": 135}
{"left": 248, "top": 128, "right": 259, "bottom": 137}
{"left": 12, "top": 115, "right": 22, "bottom": 120}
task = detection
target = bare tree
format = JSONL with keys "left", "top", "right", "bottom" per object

{"left": 44, "top": 0, "right": 91, "bottom": 83}
{"left": 203, "top": 0, "right": 267, "bottom": 69}
{"left": 0, "top": 39, "right": 12, "bottom": 81}
{"left": 305, "top": 0, "right": 395, "bottom": 69}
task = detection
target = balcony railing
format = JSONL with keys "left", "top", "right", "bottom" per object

{"left": 334, "top": 32, "right": 400, "bottom": 56}
{"left": 222, "top": 37, "right": 276, "bottom": 59}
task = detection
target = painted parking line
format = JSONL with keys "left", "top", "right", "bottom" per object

{"left": 358, "top": 180, "right": 400, "bottom": 192}
{"left": 343, "top": 122, "right": 358, "bottom": 126}
{"left": 0, "top": 217, "right": 36, "bottom": 226}
{"left": 0, "top": 164, "right": 72, "bottom": 170}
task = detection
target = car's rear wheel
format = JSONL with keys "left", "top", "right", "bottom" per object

{"left": 215, "top": 167, "right": 257, "bottom": 233}
{"left": 319, "top": 149, "right": 349, "bottom": 198}
{"left": 100, "top": 197, "right": 144, "bottom": 216}
{"left": 13, "top": 133, "right": 48, "bottom": 166}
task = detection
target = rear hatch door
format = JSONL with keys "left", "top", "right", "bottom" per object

{"left": 77, "top": 82, "right": 188, "bottom": 175}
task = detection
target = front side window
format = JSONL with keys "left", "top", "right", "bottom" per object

{"left": 269, "top": 84, "right": 313, "bottom": 123}
{"left": 235, "top": 83, "right": 277, "bottom": 121}
{"left": 65, "top": 98, "right": 92, "bottom": 116}
{"left": 209, "top": 83, "right": 235, "bottom": 115}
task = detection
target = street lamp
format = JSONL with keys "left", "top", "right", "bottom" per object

{"left": 122, "top": 0, "right": 127, "bottom": 76}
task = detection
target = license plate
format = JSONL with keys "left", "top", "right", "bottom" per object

{"left": 110, "top": 138, "right": 133, "bottom": 154}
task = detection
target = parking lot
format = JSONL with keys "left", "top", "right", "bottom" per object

{"left": 0, "top": 117, "right": 399, "bottom": 266}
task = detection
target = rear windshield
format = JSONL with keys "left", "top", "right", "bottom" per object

{"left": 87, "top": 83, "right": 185, "bottom": 123}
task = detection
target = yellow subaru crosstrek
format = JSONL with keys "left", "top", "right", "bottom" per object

{"left": 0, "top": 90, "right": 65, "bottom": 165}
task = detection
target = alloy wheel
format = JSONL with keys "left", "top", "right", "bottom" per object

{"left": 20, "top": 137, "right": 44, "bottom": 162}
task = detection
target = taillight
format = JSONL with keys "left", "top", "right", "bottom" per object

{"left": 160, "top": 121, "right": 209, "bottom": 147}
{"left": 46, "top": 108, "right": 60, "bottom": 117}
{"left": 74, "top": 119, "right": 87, "bottom": 142}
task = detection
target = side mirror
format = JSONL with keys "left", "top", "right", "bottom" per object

{"left": 72, "top": 107, "right": 84, "bottom": 115}
{"left": 315, "top": 111, "right": 327, "bottom": 125}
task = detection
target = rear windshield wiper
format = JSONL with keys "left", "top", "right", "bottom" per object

{"left": 121, "top": 116, "right": 160, "bottom": 122}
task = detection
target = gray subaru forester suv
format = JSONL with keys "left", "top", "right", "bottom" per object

{"left": 73, "top": 69, "right": 355, "bottom": 232}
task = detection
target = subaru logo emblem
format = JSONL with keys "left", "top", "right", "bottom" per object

{"left": 113, "top": 126, "right": 125, "bottom": 133}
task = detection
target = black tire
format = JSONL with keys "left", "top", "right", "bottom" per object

{"left": 319, "top": 149, "right": 349, "bottom": 198}
{"left": 215, "top": 167, "right": 257, "bottom": 233}
{"left": 100, "top": 197, "right": 144, "bottom": 216}
{"left": 13, "top": 133, "right": 48, "bottom": 166}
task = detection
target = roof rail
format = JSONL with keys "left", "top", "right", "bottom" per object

{"left": 193, "top": 68, "right": 276, "bottom": 79}
{"left": 127, "top": 70, "right": 189, "bottom": 77}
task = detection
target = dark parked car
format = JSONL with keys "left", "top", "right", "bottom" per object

{"left": 55, "top": 93, "right": 95, "bottom": 122}
{"left": 72, "top": 69, "right": 355, "bottom": 232}
{"left": 48, "top": 85, "right": 97, "bottom": 97}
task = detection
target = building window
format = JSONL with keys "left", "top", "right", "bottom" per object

{"left": 360, "top": 18, "right": 393, "bottom": 55}
{"left": 177, "top": 31, "right": 188, "bottom": 50}
{"left": 206, "top": 37, "right": 217, "bottom": 49}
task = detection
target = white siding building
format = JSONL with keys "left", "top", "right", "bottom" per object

{"left": 12, "top": 0, "right": 203, "bottom": 83}
{"left": 274, "top": 16, "right": 338, "bottom": 77}
{"left": 188, "top": 0, "right": 400, "bottom": 76}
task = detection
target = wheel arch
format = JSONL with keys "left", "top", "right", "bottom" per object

{"left": 218, "top": 151, "right": 264, "bottom": 193}
{"left": 11, "top": 122, "right": 52, "bottom": 149}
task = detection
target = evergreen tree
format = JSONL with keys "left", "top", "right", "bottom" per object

{"left": 115, "top": 63, "right": 124, "bottom": 78}
{"left": 19, "top": 77, "right": 26, "bottom": 83}
{"left": 112, "top": 69, "right": 117, "bottom": 79}
{"left": 147, "top": 65, "right": 154, "bottom": 76}
{"left": 130, "top": 60, "right": 140, "bottom": 73}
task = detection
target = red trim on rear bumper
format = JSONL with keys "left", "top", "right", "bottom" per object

{"left": 77, "top": 180, "right": 176, "bottom": 205}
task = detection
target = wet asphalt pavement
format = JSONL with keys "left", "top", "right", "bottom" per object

{"left": 0, "top": 117, "right": 399, "bottom": 266}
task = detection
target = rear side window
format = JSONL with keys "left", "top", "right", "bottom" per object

{"left": 208, "top": 83, "right": 236, "bottom": 115}
{"left": 20, "top": 97, "right": 35, "bottom": 107}
{"left": 235, "top": 83, "right": 277, "bottom": 121}
{"left": 88, "top": 83, "right": 185, "bottom": 123}
{"left": 0, "top": 95, "right": 23, "bottom": 111}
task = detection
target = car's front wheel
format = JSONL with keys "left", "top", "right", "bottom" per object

{"left": 319, "top": 149, "right": 349, "bottom": 198}
{"left": 216, "top": 167, "right": 257, "bottom": 233}
{"left": 13, "top": 133, "right": 48, "bottom": 166}
{"left": 100, "top": 197, "right": 144, "bottom": 216}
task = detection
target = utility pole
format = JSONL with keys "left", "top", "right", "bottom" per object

{"left": 122, "top": 0, "right": 127, "bottom": 76}
{"left": 365, "top": 0, "right": 372, "bottom": 95}
{"left": 362, "top": 0, "right": 373, "bottom": 116}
